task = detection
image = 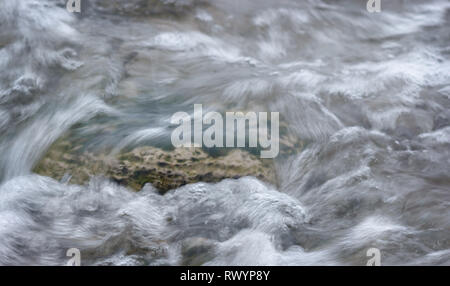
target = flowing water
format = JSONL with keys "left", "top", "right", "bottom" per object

{"left": 0, "top": 0, "right": 449, "bottom": 265}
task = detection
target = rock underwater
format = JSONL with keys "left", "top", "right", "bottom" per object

{"left": 33, "top": 137, "right": 279, "bottom": 193}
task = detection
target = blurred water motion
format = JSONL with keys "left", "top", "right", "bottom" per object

{"left": 0, "top": 0, "right": 449, "bottom": 265}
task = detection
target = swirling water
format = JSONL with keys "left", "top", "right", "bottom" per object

{"left": 0, "top": 0, "right": 449, "bottom": 265}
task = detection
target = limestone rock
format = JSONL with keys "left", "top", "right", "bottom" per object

{"left": 33, "top": 139, "right": 277, "bottom": 193}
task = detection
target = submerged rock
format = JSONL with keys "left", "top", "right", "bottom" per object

{"left": 33, "top": 138, "right": 277, "bottom": 193}
{"left": 181, "top": 237, "right": 216, "bottom": 266}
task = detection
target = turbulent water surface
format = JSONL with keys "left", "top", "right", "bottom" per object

{"left": 0, "top": 0, "right": 449, "bottom": 265}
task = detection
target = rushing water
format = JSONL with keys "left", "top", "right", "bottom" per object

{"left": 0, "top": 0, "right": 449, "bottom": 265}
